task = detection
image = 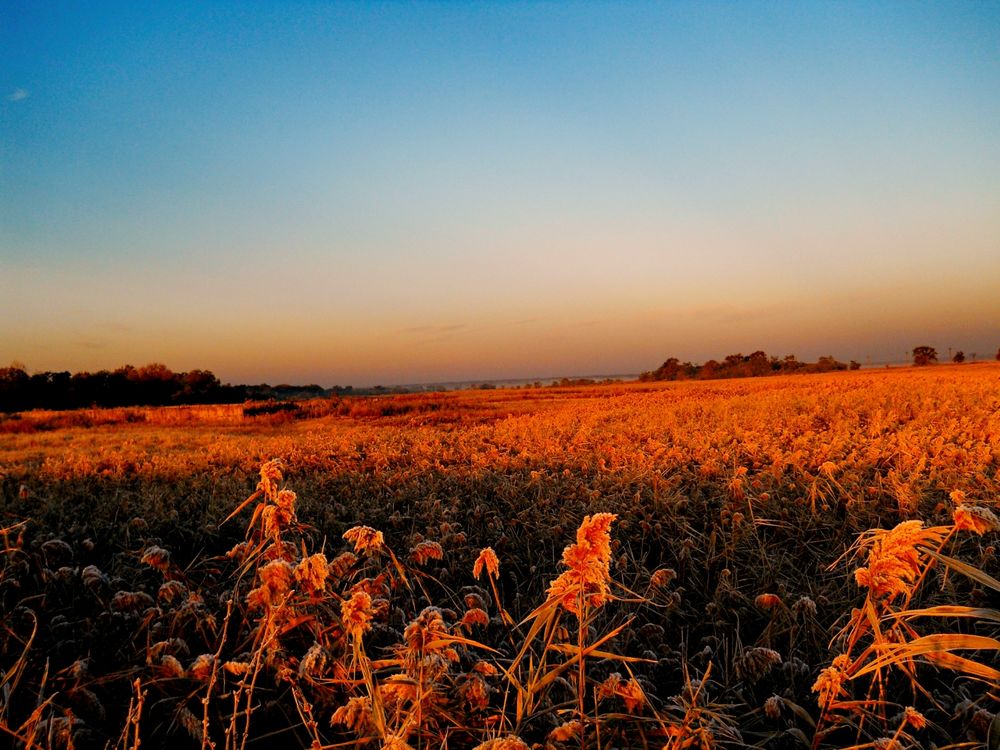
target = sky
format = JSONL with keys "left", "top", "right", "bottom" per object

{"left": 2, "top": 1, "right": 999, "bottom": 386}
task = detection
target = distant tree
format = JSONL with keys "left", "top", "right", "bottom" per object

{"left": 699, "top": 359, "right": 720, "bottom": 379}
{"left": 654, "top": 357, "right": 683, "bottom": 381}
{"left": 811, "top": 355, "right": 847, "bottom": 373}
{"left": 135, "top": 362, "right": 174, "bottom": 382}
{"left": 0, "top": 365, "right": 30, "bottom": 411}
{"left": 912, "top": 346, "right": 938, "bottom": 366}
{"left": 177, "top": 369, "right": 222, "bottom": 403}
{"left": 0, "top": 364, "right": 29, "bottom": 387}
{"left": 128, "top": 363, "right": 177, "bottom": 405}
{"left": 746, "top": 350, "right": 770, "bottom": 376}
{"left": 952, "top": 351, "right": 965, "bottom": 364}
{"left": 849, "top": 360, "right": 861, "bottom": 370}
{"left": 781, "top": 354, "right": 805, "bottom": 372}
{"left": 996, "top": 347, "right": 1000, "bottom": 362}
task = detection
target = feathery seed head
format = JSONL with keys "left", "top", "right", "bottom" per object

{"left": 341, "top": 590, "right": 373, "bottom": 640}
{"left": 549, "top": 720, "right": 582, "bottom": 742}
{"left": 546, "top": 513, "right": 617, "bottom": 616}
{"left": 275, "top": 489, "right": 296, "bottom": 511}
{"left": 330, "top": 696, "right": 372, "bottom": 734}
{"left": 410, "top": 540, "right": 444, "bottom": 566}
{"left": 650, "top": 567, "right": 676, "bottom": 588}
{"left": 258, "top": 459, "right": 283, "bottom": 497}
{"left": 953, "top": 505, "right": 1000, "bottom": 535}
{"left": 460, "top": 607, "right": 490, "bottom": 629}
{"left": 343, "top": 525, "right": 385, "bottom": 556}
{"left": 812, "top": 654, "right": 852, "bottom": 708}
{"left": 188, "top": 653, "right": 216, "bottom": 681}
{"left": 853, "top": 520, "right": 945, "bottom": 601}
{"left": 764, "top": 695, "right": 782, "bottom": 720}
{"left": 294, "top": 553, "right": 330, "bottom": 595}
{"left": 473, "top": 547, "right": 500, "bottom": 580}
{"left": 903, "top": 706, "right": 927, "bottom": 730}
{"left": 140, "top": 545, "right": 170, "bottom": 572}
{"left": 247, "top": 559, "right": 294, "bottom": 609}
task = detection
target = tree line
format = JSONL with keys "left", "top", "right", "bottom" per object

{"left": 912, "top": 346, "right": 1000, "bottom": 366}
{"left": 6, "top": 346, "right": 999, "bottom": 411}
{"left": 643, "top": 345, "right": 1000, "bottom": 383}
{"left": 0, "top": 363, "right": 332, "bottom": 413}
{"left": 639, "top": 351, "right": 861, "bottom": 382}
{"left": 0, "top": 363, "right": 245, "bottom": 412}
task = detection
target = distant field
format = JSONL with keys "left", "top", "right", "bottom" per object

{"left": 1, "top": 365, "right": 998, "bottom": 748}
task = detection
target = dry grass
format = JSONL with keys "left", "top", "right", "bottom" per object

{"left": 1, "top": 365, "right": 998, "bottom": 748}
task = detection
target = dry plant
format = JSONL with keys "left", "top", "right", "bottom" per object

{"left": 813, "top": 502, "right": 1000, "bottom": 747}
{"left": 1, "top": 365, "right": 998, "bottom": 748}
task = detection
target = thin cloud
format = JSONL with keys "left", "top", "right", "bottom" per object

{"left": 683, "top": 303, "right": 792, "bottom": 325}
{"left": 399, "top": 324, "right": 467, "bottom": 335}
{"left": 402, "top": 318, "right": 542, "bottom": 345}
{"left": 7, "top": 88, "right": 29, "bottom": 102}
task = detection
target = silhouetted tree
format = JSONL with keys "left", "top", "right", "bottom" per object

{"left": 639, "top": 350, "right": 869, "bottom": 383}
{"left": 654, "top": 358, "right": 683, "bottom": 381}
{"left": 952, "top": 351, "right": 965, "bottom": 364}
{"left": 781, "top": 355, "right": 805, "bottom": 372}
{"left": 797, "top": 355, "right": 846, "bottom": 373}
{"left": 912, "top": 346, "right": 938, "bottom": 366}
{"left": 0, "top": 365, "right": 30, "bottom": 411}
{"left": 135, "top": 362, "right": 174, "bottom": 381}
{"left": 745, "top": 350, "right": 770, "bottom": 376}
{"left": 178, "top": 369, "right": 223, "bottom": 403}
{"left": 0, "top": 362, "right": 248, "bottom": 412}
{"left": 699, "top": 360, "right": 720, "bottom": 379}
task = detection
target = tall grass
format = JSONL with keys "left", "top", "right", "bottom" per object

{"left": 0, "top": 367, "right": 998, "bottom": 747}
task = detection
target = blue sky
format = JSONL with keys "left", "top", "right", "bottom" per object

{"left": 2, "top": 1, "right": 999, "bottom": 385}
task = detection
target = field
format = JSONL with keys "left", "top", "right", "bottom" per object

{"left": 1, "top": 365, "right": 998, "bottom": 749}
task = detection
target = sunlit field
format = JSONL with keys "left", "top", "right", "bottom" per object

{"left": 1, "top": 365, "right": 998, "bottom": 749}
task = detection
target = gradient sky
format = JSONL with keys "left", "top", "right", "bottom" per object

{"left": 2, "top": 2, "right": 999, "bottom": 385}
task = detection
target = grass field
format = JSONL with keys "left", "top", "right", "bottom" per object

{"left": 1, "top": 365, "right": 998, "bottom": 749}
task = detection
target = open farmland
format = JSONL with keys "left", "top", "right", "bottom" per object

{"left": 1, "top": 365, "right": 999, "bottom": 749}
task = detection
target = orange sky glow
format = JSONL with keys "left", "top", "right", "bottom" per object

{"left": 3, "top": 3, "right": 999, "bottom": 385}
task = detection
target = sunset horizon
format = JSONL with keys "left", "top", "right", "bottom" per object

{"left": 3, "top": 342, "right": 998, "bottom": 391}
{"left": 3, "top": 2, "right": 998, "bottom": 386}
